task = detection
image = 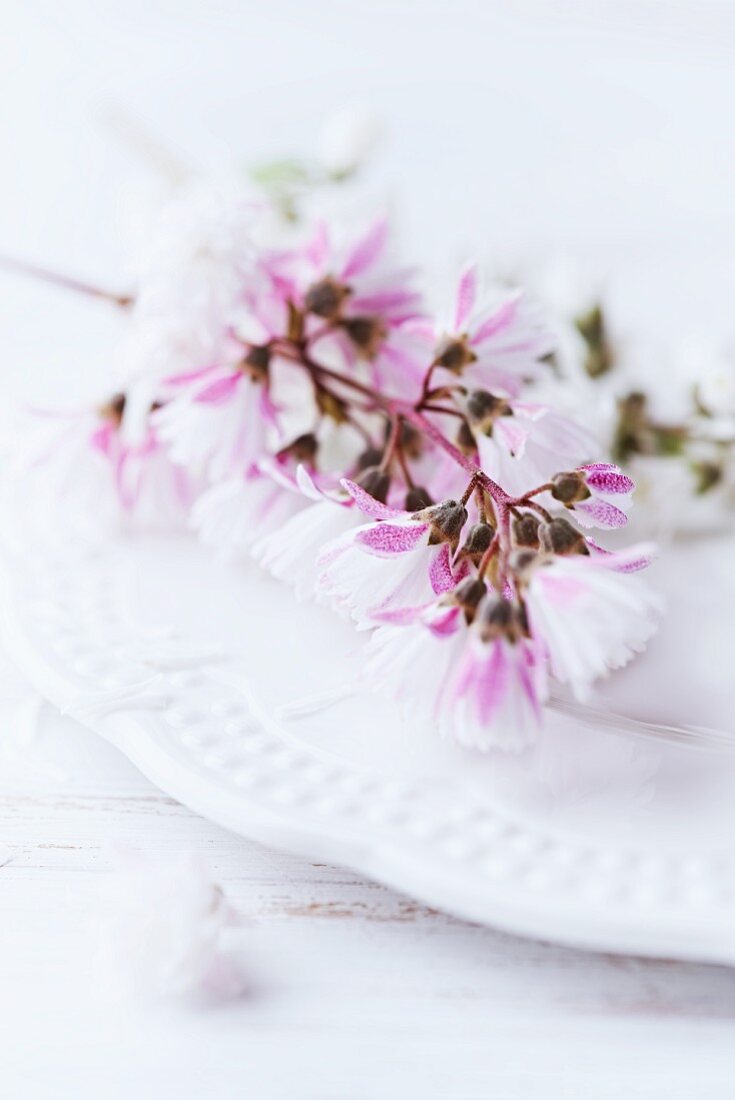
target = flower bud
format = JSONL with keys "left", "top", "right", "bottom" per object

{"left": 465, "top": 390, "right": 511, "bottom": 435}
{"left": 457, "top": 521, "right": 495, "bottom": 564}
{"left": 242, "top": 344, "right": 271, "bottom": 382}
{"left": 455, "top": 420, "right": 478, "bottom": 455}
{"left": 692, "top": 460, "right": 723, "bottom": 495}
{"left": 512, "top": 512, "right": 541, "bottom": 548}
{"left": 509, "top": 548, "right": 539, "bottom": 580}
{"left": 304, "top": 277, "right": 350, "bottom": 320}
{"left": 357, "top": 465, "right": 391, "bottom": 504}
{"left": 357, "top": 445, "right": 384, "bottom": 471}
{"left": 451, "top": 576, "right": 488, "bottom": 623}
{"left": 550, "top": 471, "right": 590, "bottom": 505}
{"left": 477, "top": 596, "right": 525, "bottom": 644}
{"left": 405, "top": 485, "right": 433, "bottom": 511}
{"left": 99, "top": 392, "right": 126, "bottom": 426}
{"left": 341, "top": 315, "right": 385, "bottom": 359}
{"left": 417, "top": 499, "right": 468, "bottom": 548}
{"left": 432, "top": 335, "right": 477, "bottom": 373}
{"left": 281, "top": 433, "right": 318, "bottom": 463}
{"left": 539, "top": 517, "right": 589, "bottom": 556}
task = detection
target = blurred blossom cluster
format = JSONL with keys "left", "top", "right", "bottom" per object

{"left": 9, "top": 107, "right": 670, "bottom": 751}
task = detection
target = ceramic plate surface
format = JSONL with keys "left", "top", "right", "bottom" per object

{"left": 3, "top": 527, "right": 735, "bottom": 963}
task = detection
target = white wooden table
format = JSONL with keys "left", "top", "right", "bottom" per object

{"left": 1, "top": 707, "right": 734, "bottom": 1099}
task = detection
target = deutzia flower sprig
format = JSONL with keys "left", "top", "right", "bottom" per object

{"left": 8, "top": 193, "right": 663, "bottom": 752}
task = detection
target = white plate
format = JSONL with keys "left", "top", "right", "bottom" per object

{"left": 3, "top": 528, "right": 735, "bottom": 963}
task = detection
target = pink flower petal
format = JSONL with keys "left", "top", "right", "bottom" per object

{"left": 582, "top": 465, "right": 635, "bottom": 495}
{"left": 349, "top": 288, "right": 422, "bottom": 316}
{"left": 355, "top": 521, "right": 427, "bottom": 556}
{"left": 493, "top": 416, "right": 529, "bottom": 459}
{"left": 90, "top": 423, "right": 115, "bottom": 456}
{"left": 164, "top": 364, "right": 218, "bottom": 387}
{"left": 575, "top": 498, "right": 629, "bottom": 529}
{"left": 426, "top": 603, "right": 462, "bottom": 637}
{"left": 429, "top": 543, "right": 456, "bottom": 595}
{"left": 453, "top": 263, "right": 478, "bottom": 331}
{"left": 194, "top": 373, "right": 242, "bottom": 405}
{"left": 588, "top": 540, "right": 657, "bottom": 573}
{"left": 476, "top": 642, "right": 509, "bottom": 724}
{"left": 341, "top": 478, "right": 404, "bottom": 520}
{"left": 371, "top": 604, "right": 431, "bottom": 626}
{"left": 305, "top": 220, "right": 330, "bottom": 269}
{"left": 469, "top": 294, "right": 521, "bottom": 346}
{"left": 340, "top": 218, "right": 388, "bottom": 281}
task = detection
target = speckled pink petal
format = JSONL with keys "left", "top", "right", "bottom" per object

{"left": 581, "top": 465, "right": 635, "bottom": 494}
{"left": 355, "top": 520, "right": 427, "bottom": 555}
{"left": 429, "top": 543, "right": 456, "bottom": 595}
{"left": 575, "top": 497, "right": 628, "bottom": 529}
{"left": 341, "top": 479, "right": 404, "bottom": 520}
{"left": 588, "top": 540, "right": 657, "bottom": 573}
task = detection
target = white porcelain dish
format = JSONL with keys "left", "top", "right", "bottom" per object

{"left": 2, "top": 528, "right": 735, "bottom": 963}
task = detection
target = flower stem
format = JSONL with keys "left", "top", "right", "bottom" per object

{"left": 0, "top": 254, "right": 134, "bottom": 308}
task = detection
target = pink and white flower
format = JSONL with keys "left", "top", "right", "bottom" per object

{"left": 278, "top": 218, "right": 427, "bottom": 398}
{"left": 423, "top": 264, "right": 555, "bottom": 397}
{"left": 191, "top": 460, "right": 306, "bottom": 561}
{"left": 559, "top": 463, "right": 635, "bottom": 529}
{"left": 154, "top": 357, "right": 279, "bottom": 482}
{"left": 365, "top": 593, "right": 547, "bottom": 751}
{"left": 471, "top": 398, "right": 596, "bottom": 498}
{"left": 252, "top": 467, "right": 359, "bottom": 599}
{"left": 10, "top": 396, "right": 194, "bottom": 531}
{"left": 523, "top": 543, "right": 662, "bottom": 700}
{"left": 317, "top": 491, "right": 468, "bottom": 627}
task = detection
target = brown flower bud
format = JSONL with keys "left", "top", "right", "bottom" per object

{"left": 357, "top": 465, "right": 391, "bottom": 504}
{"left": 242, "top": 344, "right": 271, "bottom": 382}
{"left": 98, "top": 392, "right": 126, "bottom": 426}
{"left": 477, "top": 596, "right": 525, "bottom": 643}
{"left": 356, "top": 446, "right": 384, "bottom": 471}
{"left": 304, "top": 277, "right": 350, "bottom": 320}
{"left": 432, "top": 335, "right": 477, "bottom": 373}
{"left": 456, "top": 420, "right": 477, "bottom": 455}
{"left": 341, "top": 315, "right": 386, "bottom": 359}
{"left": 465, "top": 390, "right": 511, "bottom": 435}
{"left": 457, "top": 521, "right": 495, "bottom": 565}
{"left": 509, "top": 548, "right": 539, "bottom": 581}
{"left": 281, "top": 433, "right": 318, "bottom": 463}
{"left": 550, "top": 471, "right": 591, "bottom": 505}
{"left": 512, "top": 512, "right": 541, "bottom": 548}
{"left": 405, "top": 485, "right": 433, "bottom": 511}
{"left": 416, "top": 499, "right": 468, "bottom": 548}
{"left": 539, "top": 517, "right": 589, "bottom": 556}
{"left": 451, "top": 576, "right": 488, "bottom": 624}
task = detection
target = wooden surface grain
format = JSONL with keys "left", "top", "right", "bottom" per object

{"left": 1, "top": 706, "right": 734, "bottom": 1099}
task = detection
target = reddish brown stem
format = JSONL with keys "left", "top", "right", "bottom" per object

{"left": 0, "top": 254, "right": 134, "bottom": 308}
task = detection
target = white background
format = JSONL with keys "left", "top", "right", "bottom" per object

{"left": 1, "top": 2, "right": 735, "bottom": 1097}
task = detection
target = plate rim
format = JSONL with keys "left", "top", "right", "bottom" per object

{"left": 3, "top": 532, "right": 734, "bottom": 966}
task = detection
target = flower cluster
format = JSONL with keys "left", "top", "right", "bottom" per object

{"left": 18, "top": 188, "right": 662, "bottom": 751}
